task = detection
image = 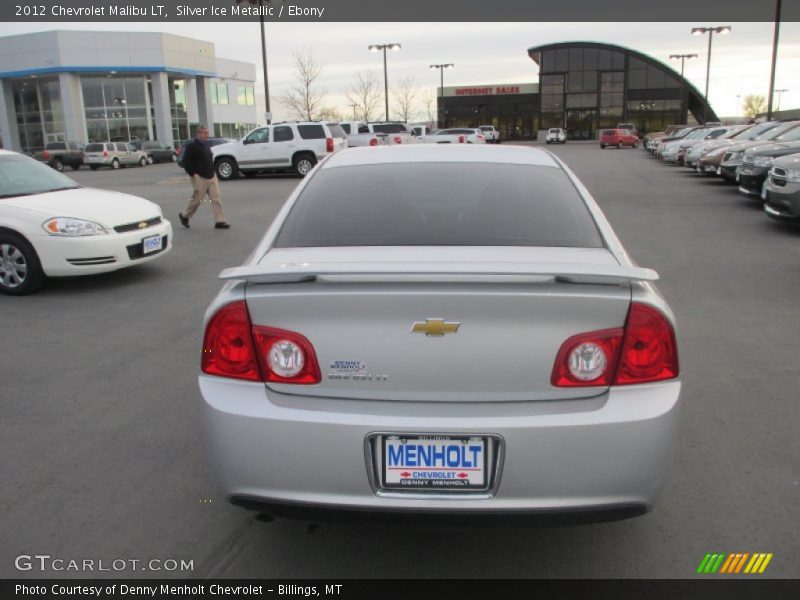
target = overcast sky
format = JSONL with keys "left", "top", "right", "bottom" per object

{"left": 1, "top": 21, "right": 798, "bottom": 121}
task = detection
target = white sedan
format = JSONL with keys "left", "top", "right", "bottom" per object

{"left": 0, "top": 150, "right": 172, "bottom": 295}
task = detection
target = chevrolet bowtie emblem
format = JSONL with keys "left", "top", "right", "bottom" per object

{"left": 411, "top": 318, "right": 461, "bottom": 337}
{"left": 138, "top": 221, "right": 148, "bottom": 229}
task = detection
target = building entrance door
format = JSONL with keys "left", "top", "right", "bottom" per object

{"left": 566, "top": 109, "right": 597, "bottom": 140}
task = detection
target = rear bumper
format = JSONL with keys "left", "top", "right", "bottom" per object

{"left": 200, "top": 376, "right": 681, "bottom": 517}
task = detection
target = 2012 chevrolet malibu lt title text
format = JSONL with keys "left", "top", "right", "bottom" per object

{"left": 199, "top": 145, "right": 681, "bottom": 523}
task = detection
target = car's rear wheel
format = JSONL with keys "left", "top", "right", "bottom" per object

{"left": 70, "top": 163, "right": 81, "bottom": 171}
{"left": 215, "top": 157, "right": 239, "bottom": 180}
{"left": 89, "top": 165, "right": 99, "bottom": 171}
{"left": 139, "top": 157, "right": 147, "bottom": 167}
{"left": 293, "top": 153, "right": 316, "bottom": 177}
{"left": 0, "top": 233, "right": 44, "bottom": 296}
{"left": 111, "top": 158, "right": 120, "bottom": 170}
{"left": 600, "top": 144, "right": 606, "bottom": 149}
{"left": 617, "top": 142, "right": 623, "bottom": 149}
{"left": 51, "top": 158, "right": 64, "bottom": 172}
{"left": 146, "top": 154, "right": 154, "bottom": 165}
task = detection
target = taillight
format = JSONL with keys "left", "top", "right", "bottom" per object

{"left": 252, "top": 326, "right": 321, "bottom": 384}
{"left": 202, "top": 301, "right": 262, "bottom": 382}
{"left": 326, "top": 137, "right": 334, "bottom": 152}
{"left": 551, "top": 302, "right": 678, "bottom": 387}
{"left": 458, "top": 135, "right": 465, "bottom": 143}
{"left": 201, "top": 300, "right": 321, "bottom": 384}
{"left": 103, "top": 150, "right": 109, "bottom": 158}
{"left": 43, "top": 151, "right": 50, "bottom": 159}
{"left": 614, "top": 303, "right": 679, "bottom": 384}
{"left": 394, "top": 136, "right": 402, "bottom": 144}
{"left": 369, "top": 138, "right": 378, "bottom": 147}
{"left": 551, "top": 328, "right": 623, "bottom": 387}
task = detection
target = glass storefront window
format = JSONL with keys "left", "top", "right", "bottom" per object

{"left": 80, "top": 76, "right": 154, "bottom": 144}
{"left": 236, "top": 85, "right": 247, "bottom": 106}
{"left": 246, "top": 86, "right": 255, "bottom": 106}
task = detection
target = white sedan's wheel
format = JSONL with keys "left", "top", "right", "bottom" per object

{"left": 0, "top": 235, "right": 43, "bottom": 295}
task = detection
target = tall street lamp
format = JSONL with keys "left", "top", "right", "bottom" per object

{"left": 774, "top": 89, "right": 788, "bottom": 113}
{"left": 767, "top": 0, "right": 783, "bottom": 121}
{"left": 238, "top": 0, "right": 271, "bottom": 124}
{"left": 368, "top": 43, "right": 402, "bottom": 122}
{"left": 669, "top": 53, "right": 698, "bottom": 77}
{"left": 430, "top": 63, "right": 454, "bottom": 129}
{"left": 348, "top": 103, "right": 358, "bottom": 121}
{"left": 691, "top": 26, "right": 731, "bottom": 124}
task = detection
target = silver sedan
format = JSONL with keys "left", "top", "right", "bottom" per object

{"left": 199, "top": 145, "right": 681, "bottom": 523}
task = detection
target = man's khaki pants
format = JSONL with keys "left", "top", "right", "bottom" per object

{"left": 184, "top": 174, "right": 226, "bottom": 223}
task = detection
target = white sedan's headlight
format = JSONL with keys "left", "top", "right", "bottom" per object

{"left": 42, "top": 217, "right": 107, "bottom": 236}
{"left": 752, "top": 156, "right": 774, "bottom": 167}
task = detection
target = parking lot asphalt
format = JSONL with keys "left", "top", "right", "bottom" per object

{"left": 2, "top": 144, "right": 798, "bottom": 579}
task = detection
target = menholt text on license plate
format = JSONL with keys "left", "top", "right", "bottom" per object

{"left": 380, "top": 435, "right": 490, "bottom": 491}
{"left": 143, "top": 235, "right": 163, "bottom": 254}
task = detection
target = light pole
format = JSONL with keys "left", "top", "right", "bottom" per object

{"left": 430, "top": 63, "right": 454, "bottom": 129}
{"left": 767, "top": 0, "right": 782, "bottom": 121}
{"left": 669, "top": 53, "right": 698, "bottom": 77}
{"left": 238, "top": 0, "right": 271, "bottom": 124}
{"left": 368, "top": 43, "right": 402, "bottom": 122}
{"left": 348, "top": 103, "right": 358, "bottom": 121}
{"left": 774, "top": 89, "right": 788, "bottom": 113}
{"left": 691, "top": 26, "right": 731, "bottom": 124}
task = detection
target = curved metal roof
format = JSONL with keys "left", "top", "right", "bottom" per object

{"left": 527, "top": 41, "right": 717, "bottom": 123}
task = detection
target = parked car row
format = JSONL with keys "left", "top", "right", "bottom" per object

{"left": 644, "top": 119, "right": 800, "bottom": 224}
{"left": 32, "top": 140, "right": 183, "bottom": 172}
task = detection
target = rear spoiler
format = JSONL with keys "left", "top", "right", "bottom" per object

{"left": 219, "top": 263, "right": 658, "bottom": 285}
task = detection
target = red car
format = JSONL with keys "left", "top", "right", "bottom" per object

{"left": 599, "top": 128, "right": 640, "bottom": 149}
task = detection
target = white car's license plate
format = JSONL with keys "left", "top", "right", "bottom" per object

{"left": 142, "top": 235, "right": 163, "bottom": 254}
{"left": 380, "top": 434, "right": 489, "bottom": 491}
{"left": 87, "top": 156, "right": 101, "bottom": 162}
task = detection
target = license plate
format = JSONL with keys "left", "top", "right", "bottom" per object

{"left": 379, "top": 434, "right": 490, "bottom": 491}
{"left": 142, "top": 235, "right": 163, "bottom": 254}
{"left": 87, "top": 156, "right": 101, "bottom": 162}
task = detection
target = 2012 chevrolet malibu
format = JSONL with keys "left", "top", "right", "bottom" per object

{"left": 199, "top": 145, "right": 681, "bottom": 523}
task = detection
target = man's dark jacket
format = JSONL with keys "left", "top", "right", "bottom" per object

{"left": 182, "top": 138, "right": 215, "bottom": 179}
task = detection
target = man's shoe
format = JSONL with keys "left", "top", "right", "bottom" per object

{"left": 178, "top": 212, "right": 189, "bottom": 228}
{"left": 215, "top": 222, "right": 231, "bottom": 229}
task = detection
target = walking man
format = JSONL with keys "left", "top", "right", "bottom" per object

{"left": 178, "top": 124, "right": 230, "bottom": 229}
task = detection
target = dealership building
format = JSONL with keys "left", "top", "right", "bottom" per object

{"left": 439, "top": 41, "right": 717, "bottom": 140}
{"left": 0, "top": 31, "right": 259, "bottom": 152}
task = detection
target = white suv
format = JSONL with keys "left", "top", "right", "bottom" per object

{"left": 546, "top": 128, "right": 567, "bottom": 144}
{"left": 212, "top": 122, "right": 348, "bottom": 180}
{"left": 479, "top": 125, "right": 501, "bottom": 144}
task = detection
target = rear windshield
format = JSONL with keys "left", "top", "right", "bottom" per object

{"left": 327, "top": 124, "right": 347, "bottom": 139}
{"left": 85, "top": 143, "right": 105, "bottom": 152}
{"left": 548, "top": 129, "right": 561, "bottom": 133}
{"left": 372, "top": 123, "right": 408, "bottom": 134}
{"left": 46, "top": 143, "right": 66, "bottom": 150}
{"left": 340, "top": 123, "right": 352, "bottom": 134}
{"left": 297, "top": 125, "right": 326, "bottom": 140}
{"left": 480, "top": 126, "right": 493, "bottom": 131}
{"left": 274, "top": 163, "right": 603, "bottom": 248}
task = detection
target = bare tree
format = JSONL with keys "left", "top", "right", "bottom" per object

{"left": 742, "top": 94, "right": 767, "bottom": 118}
{"left": 419, "top": 89, "right": 437, "bottom": 126}
{"left": 391, "top": 75, "right": 418, "bottom": 122}
{"left": 275, "top": 49, "right": 330, "bottom": 121}
{"left": 345, "top": 71, "right": 381, "bottom": 123}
